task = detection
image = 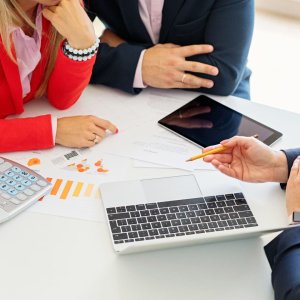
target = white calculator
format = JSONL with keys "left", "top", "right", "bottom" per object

{"left": 0, "top": 157, "right": 52, "bottom": 224}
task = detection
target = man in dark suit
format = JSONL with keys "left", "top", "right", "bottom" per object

{"left": 84, "top": 0, "right": 254, "bottom": 100}
{"left": 202, "top": 137, "right": 300, "bottom": 300}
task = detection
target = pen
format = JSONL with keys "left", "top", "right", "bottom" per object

{"left": 186, "top": 135, "right": 259, "bottom": 162}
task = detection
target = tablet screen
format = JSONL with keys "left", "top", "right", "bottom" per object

{"left": 158, "top": 95, "right": 282, "bottom": 147}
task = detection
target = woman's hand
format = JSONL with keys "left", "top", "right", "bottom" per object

{"left": 55, "top": 116, "right": 118, "bottom": 148}
{"left": 43, "top": 0, "right": 95, "bottom": 49}
{"left": 202, "top": 136, "right": 288, "bottom": 183}
{"left": 286, "top": 157, "right": 300, "bottom": 216}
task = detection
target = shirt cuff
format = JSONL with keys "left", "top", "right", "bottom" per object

{"left": 133, "top": 50, "right": 148, "bottom": 88}
{"left": 51, "top": 116, "right": 57, "bottom": 145}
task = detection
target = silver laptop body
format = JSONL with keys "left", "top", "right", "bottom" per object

{"left": 100, "top": 171, "right": 294, "bottom": 255}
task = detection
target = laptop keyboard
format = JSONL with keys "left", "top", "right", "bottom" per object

{"left": 106, "top": 193, "right": 258, "bottom": 244}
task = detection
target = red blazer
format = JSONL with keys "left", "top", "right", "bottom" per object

{"left": 0, "top": 15, "right": 96, "bottom": 153}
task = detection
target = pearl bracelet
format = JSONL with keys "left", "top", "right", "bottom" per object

{"left": 63, "top": 37, "right": 100, "bottom": 61}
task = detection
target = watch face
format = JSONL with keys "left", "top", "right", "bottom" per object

{"left": 294, "top": 211, "right": 300, "bottom": 222}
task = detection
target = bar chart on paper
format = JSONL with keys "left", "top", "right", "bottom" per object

{"left": 26, "top": 170, "right": 107, "bottom": 222}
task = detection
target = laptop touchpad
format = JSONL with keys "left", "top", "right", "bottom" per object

{"left": 141, "top": 175, "right": 202, "bottom": 203}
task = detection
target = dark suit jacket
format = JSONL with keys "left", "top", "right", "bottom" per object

{"left": 265, "top": 148, "right": 300, "bottom": 300}
{"left": 85, "top": 0, "right": 254, "bottom": 100}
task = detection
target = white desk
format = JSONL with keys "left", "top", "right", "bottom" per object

{"left": 1, "top": 86, "right": 299, "bottom": 300}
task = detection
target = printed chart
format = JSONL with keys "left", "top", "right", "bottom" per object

{"left": 26, "top": 155, "right": 129, "bottom": 222}
{"left": 27, "top": 170, "right": 106, "bottom": 222}
{"left": 62, "top": 157, "right": 109, "bottom": 175}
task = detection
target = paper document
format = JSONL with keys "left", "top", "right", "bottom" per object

{"left": 134, "top": 160, "right": 173, "bottom": 169}
{"left": 6, "top": 86, "right": 216, "bottom": 171}
{"left": 6, "top": 86, "right": 195, "bottom": 167}
{"left": 99, "top": 123, "right": 215, "bottom": 171}
{"left": 27, "top": 154, "right": 129, "bottom": 222}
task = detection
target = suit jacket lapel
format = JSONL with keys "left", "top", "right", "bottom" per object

{"left": 118, "top": 0, "right": 152, "bottom": 44}
{"left": 0, "top": 41, "right": 24, "bottom": 115}
{"left": 160, "top": 0, "right": 185, "bottom": 43}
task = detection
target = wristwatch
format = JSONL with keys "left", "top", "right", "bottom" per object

{"left": 288, "top": 211, "right": 300, "bottom": 225}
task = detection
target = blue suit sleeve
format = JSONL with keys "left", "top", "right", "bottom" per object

{"left": 280, "top": 149, "right": 300, "bottom": 190}
{"left": 85, "top": 0, "right": 254, "bottom": 96}
{"left": 186, "top": 0, "right": 254, "bottom": 99}
{"left": 265, "top": 227, "right": 300, "bottom": 300}
{"left": 89, "top": 42, "right": 146, "bottom": 94}
{"left": 84, "top": 0, "right": 147, "bottom": 94}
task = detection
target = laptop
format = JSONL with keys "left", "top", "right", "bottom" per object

{"left": 100, "top": 171, "right": 294, "bottom": 254}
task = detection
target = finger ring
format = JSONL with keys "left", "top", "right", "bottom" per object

{"left": 181, "top": 74, "right": 187, "bottom": 83}
{"left": 179, "top": 110, "right": 183, "bottom": 119}
{"left": 94, "top": 135, "right": 98, "bottom": 143}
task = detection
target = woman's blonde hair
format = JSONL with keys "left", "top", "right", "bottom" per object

{"left": 0, "top": 0, "right": 70, "bottom": 97}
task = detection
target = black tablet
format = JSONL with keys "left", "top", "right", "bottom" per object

{"left": 158, "top": 95, "right": 282, "bottom": 148}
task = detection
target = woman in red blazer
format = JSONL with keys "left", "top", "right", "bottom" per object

{"left": 0, "top": 0, "right": 117, "bottom": 153}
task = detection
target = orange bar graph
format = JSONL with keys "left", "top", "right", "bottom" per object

{"left": 50, "top": 179, "right": 63, "bottom": 196}
{"left": 84, "top": 184, "right": 94, "bottom": 197}
{"left": 94, "top": 188, "right": 101, "bottom": 199}
{"left": 60, "top": 181, "right": 74, "bottom": 200}
{"left": 72, "top": 182, "right": 84, "bottom": 197}
{"left": 39, "top": 177, "right": 53, "bottom": 201}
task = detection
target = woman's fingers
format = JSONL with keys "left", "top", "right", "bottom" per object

{"left": 203, "top": 154, "right": 233, "bottom": 164}
{"left": 93, "top": 126, "right": 107, "bottom": 139}
{"left": 290, "top": 157, "right": 300, "bottom": 180}
{"left": 42, "top": 7, "right": 55, "bottom": 21}
{"left": 297, "top": 157, "right": 300, "bottom": 179}
{"left": 86, "top": 140, "right": 98, "bottom": 147}
{"left": 93, "top": 117, "right": 118, "bottom": 133}
{"left": 56, "top": 116, "right": 117, "bottom": 148}
{"left": 211, "top": 160, "right": 237, "bottom": 179}
{"left": 202, "top": 144, "right": 232, "bottom": 154}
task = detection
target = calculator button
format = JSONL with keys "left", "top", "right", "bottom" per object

{"left": 10, "top": 199, "right": 20, "bottom": 205}
{"left": 5, "top": 171, "right": 14, "bottom": 177}
{"left": 20, "top": 171, "right": 29, "bottom": 177}
{"left": 13, "top": 175, "right": 22, "bottom": 182}
{"left": 11, "top": 167, "right": 21, "bottom": 173}
{"left": 24, "top": 189, "right": 34, "bottom": 196}
{"left": 0, "top": 184, "right": 9, "bottom": 191}
{"left": 0, "top": 175, "right": 7, "bottom": 181}
{"left": 37, "top": 180, "right": 47, "bottom": 187}
{"left": 8, "top": 189, "right": 18, "bottom": 196}
{"left": 0, "top": 158, "right": 4, "bottom": 164}
{"left": 6, "top": 180, "right": 16, "bottom": 186}
{"left": 28, "top": 175, "right": 38, "bottom": 182}
{"left": 15, "top": 184, "right": 25, "bottom": 191}
{"left": 0, "top": 162, "right": 12, "bottom": 172}
{"left": 16, "top": 194, "right": 27, "bottom": 201}
{"left": 1, "top": 193, "right": 10, "bottom": 200}
{"left": 21, "top": 180, "right": 31, "bottom": 187}
{"left": 31, "top": 185, "right": 41, "bottom": 192}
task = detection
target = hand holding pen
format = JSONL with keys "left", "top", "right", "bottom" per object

{"left": 189, "top": 136, "right": 289, "bottom": 184}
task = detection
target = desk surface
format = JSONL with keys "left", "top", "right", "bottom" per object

{"left": 1, "top": 86, "right": 299, "bottom": 300}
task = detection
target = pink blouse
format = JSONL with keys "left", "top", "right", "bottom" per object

{"left": 10, "top": 4, "right": 57, "bottom": 143}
